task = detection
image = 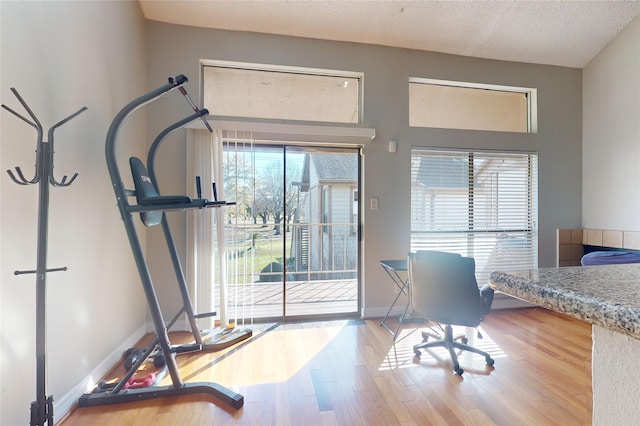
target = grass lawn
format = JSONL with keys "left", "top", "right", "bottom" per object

{"left": 226, "top": 232, "right": 286, "bottom": 280}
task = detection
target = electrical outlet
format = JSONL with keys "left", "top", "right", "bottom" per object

{"left": 371, "top": 197, "right": 379, "bottom": 210}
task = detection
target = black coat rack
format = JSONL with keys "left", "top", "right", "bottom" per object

{"left": 2, "top": 88, "right": 86, "bottom": 426}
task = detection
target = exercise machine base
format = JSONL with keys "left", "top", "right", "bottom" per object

{"left": 78, "top": 381, "right": 243, "bottom": 409}
{"left": 202, "top": 328, "right": 253, "bottom": 351}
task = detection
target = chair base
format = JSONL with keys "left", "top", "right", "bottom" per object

{"left": 413, "top": 324, "right": 494, "bottom": 375}
{"left": 421, "top": 325, "right": 468, "bottom": 345}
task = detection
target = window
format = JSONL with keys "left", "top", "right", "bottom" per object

{"left": 410, "top": 148, "right": 538, "bottom": 282}
{"left": 409, "top": 78, "right": 537, "bottom": 133}
{"left": 202, "top": 61, "right": 362, "bottom": 123}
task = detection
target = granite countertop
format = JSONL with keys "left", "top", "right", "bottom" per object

{"left": 489, "top": 264, "right": 640, "bottom": 340}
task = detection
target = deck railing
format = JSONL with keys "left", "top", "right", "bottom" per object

{"left": 219, "top": 221, "right": 358, "bottom": 319}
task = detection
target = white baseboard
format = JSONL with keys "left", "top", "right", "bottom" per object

{"left": 361, "top": 293, "right": 533, "bottom": 319}
{"left": 167, "top": 317, "right": 191, "bottom": 332}
{"left": 361, "top": 305, "right": 409, "bottom": 319}
{"left": 54, "top": 324, "right": 148, "bottom": 424}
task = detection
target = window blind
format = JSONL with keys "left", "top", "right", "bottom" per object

{"left": 410, "top": 148, "right": 538, "bottom": 284}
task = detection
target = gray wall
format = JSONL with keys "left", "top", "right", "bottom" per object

{"left": 145, "top": 22, "right": 583, "bottom": 317}
{"left": 583, "top": 16, "right": 640, "bottom": 231}
{"left": 1, "top": 2, "right": 148, "bottom": 424}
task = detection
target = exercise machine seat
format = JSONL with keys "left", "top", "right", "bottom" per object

{"left": 129, "top": 156, "right": 191, "bottom": 226}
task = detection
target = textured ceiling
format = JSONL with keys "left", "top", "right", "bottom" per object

{"left": 138, "top": 1, "right": 640, "bottom": 68}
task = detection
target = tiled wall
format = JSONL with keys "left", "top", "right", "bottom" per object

{"left": 556, "top": 228, "right": 640, "bottom": 267}
{"left": 557, "top": 229, "right": 584, "bottom": 267}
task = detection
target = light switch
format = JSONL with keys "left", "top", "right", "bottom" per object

{"left": 371, "top": 197, "right": 379, "bottom": 210}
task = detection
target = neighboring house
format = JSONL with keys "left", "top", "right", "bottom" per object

{"left": 412, "top": 154, "right": 537, "bottom": 279}
{"left": 291, "top": 153, "right": 358, "bottom": 280}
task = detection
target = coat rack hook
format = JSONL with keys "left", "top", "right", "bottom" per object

{"left": 2, "top": 88, "right": 45, "bottom": 185}
{"left": 1, "top": 103, "right": 38, "bottom": 129}
{"left": 47, "top": 106, "right": 87, "bottom": 187}
{"left": 7, "top": 166, "right": 39, "bottom": 185}
{"left": 50, "top": 172, "right": 78, "bottom": 188}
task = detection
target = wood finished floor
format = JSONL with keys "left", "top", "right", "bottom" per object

{"left": 60, "top": 307, "right": 592, "bottom": 425}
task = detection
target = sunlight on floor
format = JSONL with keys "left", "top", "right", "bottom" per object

{"left": 179, "top": 320, "right": 350, "bottom": 387}
{"left": 378, "top": 325, "right": 507, "bottom": 372}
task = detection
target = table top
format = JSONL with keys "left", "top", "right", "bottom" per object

{"left": 489, "top": 264, "right": 640, "bottom": 340}
{"left": 379, "top": 259, "right": 407, "bottom": 271}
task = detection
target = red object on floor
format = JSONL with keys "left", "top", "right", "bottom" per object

{"left": 124, "top": 373, "right": 156, "bottom": 389}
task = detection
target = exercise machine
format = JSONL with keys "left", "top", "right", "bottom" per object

{"left": 145, "top": 92, "right": 252, "bottom": 352}
{"left": 78, "top": 75, "right": 247, "bottom": 409}
{"left": 2, "top": 89, "right": 87, "bottom": 426}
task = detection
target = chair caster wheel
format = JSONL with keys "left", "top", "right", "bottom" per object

{"left": 486, "top": 358, "right": 495, "bottom": 366}
{"left": 454, "top": 368, "right": 464, "bottom": 376}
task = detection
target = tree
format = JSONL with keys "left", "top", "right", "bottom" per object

{"left": 222, "top": 149, "right": 303, "bottom": 234}
{"left": 255, "top": 160, "right": 301, "bottom": 235}
{"left": 223, "top": 150, "right": 254, "bottom": 224}
{"left": 252, "top": 196, "right": 269, "bottom": 226}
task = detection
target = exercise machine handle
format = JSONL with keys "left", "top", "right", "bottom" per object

{"left": 168, "top": 74, "right": 188, "bottom": 86}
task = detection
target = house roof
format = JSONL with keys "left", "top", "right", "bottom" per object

{"left": 300, "top": 154, "right": 357, "bottom": 189}
{"left": 417, "top": 156, "right": 470, "bottom": 189}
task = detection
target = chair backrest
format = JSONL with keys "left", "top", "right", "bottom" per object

{"left": 408, "top": 250, "right": 484, "bottom": 328}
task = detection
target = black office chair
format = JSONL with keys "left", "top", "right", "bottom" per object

{"left": 408, "top": 250, "right": 495, "bottom": 375}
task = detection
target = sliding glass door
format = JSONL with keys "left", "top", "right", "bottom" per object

{"left": 222, "top": 142, "right": 360, "bottom": 320}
